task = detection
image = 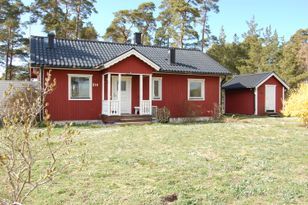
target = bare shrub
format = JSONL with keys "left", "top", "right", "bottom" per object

{"left": 0, "top": 71, "right": 78, "bottom": 204}
{"left": 182, "top": 102, "right": 203, "bottom": 123}
{"left": 1, "top": 84, "right": 40, "bottom": 121}
{"left": 157, "top": 106, "right": 170, "bottom": 123}
{"left": 212, "top": 103, "right": 223, "bottom": 121}
{"left": 223, "top": 115, "right": 240, "bottom": 123}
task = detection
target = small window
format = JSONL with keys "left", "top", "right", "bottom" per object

{"left": 69, "top": 74, "right": 92, "bottom": 100}
{"left": 121, "top": 81, "right": 126, "bottom": 91}
{"left": 188, "top": 79, "right": 205, "bottom": 100}
{"left": 152, "top": 77, "right": 162, "bottom": 100}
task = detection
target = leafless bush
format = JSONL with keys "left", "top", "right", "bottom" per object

{"left": 157, "top": 106, "right": 170, "bottom": 123}
{"left": 0, "top": 71, "right": 78, "bottom": 204}
{"left": 212, "top": 103, "right": 223, "bottom": 121}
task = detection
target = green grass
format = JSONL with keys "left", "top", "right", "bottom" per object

{"left": 3, "top": 117, "right": 308, "bottom": 204}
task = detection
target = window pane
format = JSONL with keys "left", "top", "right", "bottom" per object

{"left": 121, "top": 81, "right": 126, "bottom": 91}
{"left": 190, "top": 82, "right": 202, "bottom": 98}
{"left": 154, "top": 80, "right": 159, "bottom": 98}
{"left": 71, "top": 77, "right": 90, "bottom": 99}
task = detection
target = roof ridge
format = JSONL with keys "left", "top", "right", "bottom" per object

{"left": 234, "top": 71, "right": 273, "bottom": 77}
{"left": 30, "top": 35, "right": 201, "bottom": 52}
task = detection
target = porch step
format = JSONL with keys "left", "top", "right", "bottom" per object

{"left": 101, "top": 114, "right": 152, "bottom": 124}
{"left": 266, "top": 112, "right": 281, "bottom": 117}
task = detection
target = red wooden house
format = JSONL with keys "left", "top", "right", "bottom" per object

{"left": 222, "top": 72, "right": 289, "bottom": 115}
{"left": 30, "top": 33, "right": 230, "bottom": 122}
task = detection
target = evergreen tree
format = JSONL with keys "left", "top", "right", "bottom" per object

{"left": 198, "top": 0, "right": 219, "bottom": 51}
{"left": 279, "top": 29, "right": 308, "bottom": 86}
{"left": 31, "top": 0, "right": 97, "bottom": 39}
{"left": 238, "top": 17, "right": 263, "bottom": 73}
{"left": 104, "top": 2, "right": 156, "bottom": 44}
{"left": 260, "top": 26, "right": 282, "bottom": 72}
{"left": 207, "top": 28, "right": 243, "bottom": 74}
{"left": 0, "top": 0, "right": 27, "bottom": 80}
{"left": 131, "top": 2, "right": 156, "bottom": 45}
{"left": 157, "top": 0, "right": 200, "bottom": 48}
{"left": 103, "top": 10, "right": 134, "bottom": 43}
{"left": 71, "top": 0, "right": 97, "bottom": 39}
{"left": 31, "top": 0, "right": 66, "bottom": 36}
{"left": 80, "top": 22, "right": 98, "bottom": 40}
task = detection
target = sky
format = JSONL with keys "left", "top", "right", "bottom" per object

{"left": 1, "top": 0, "right": 308, "bottom": 77}
{"left": 24, "top": 0, "right": 308, "bottom": 41}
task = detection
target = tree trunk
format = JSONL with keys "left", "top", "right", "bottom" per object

{"left": 5, "top": 27, "right": 12, "bottom": 80}
{"left": 9, "top": 45, "right": 14, "bottom": 80}
{"left": 201, "top": 14, "right": 206, "bottom": 52}
{"left": 75, "top": 0, "right": 81, "bottom": 39}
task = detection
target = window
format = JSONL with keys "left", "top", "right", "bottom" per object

{"left": 152, "top": 77, "right": 162, "bottom": 100}
{"left": 188, "top": 79, "right": 205, "bottom": 100}
{"left": 68, "top": 74, "right": 92, "bottom": 100}
{"left": 121, "top": 81, "right": 126, "bottom": 91}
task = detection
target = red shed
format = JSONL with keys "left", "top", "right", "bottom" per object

{"left": 223, "top": 72, "right": 289, "bottom": 115}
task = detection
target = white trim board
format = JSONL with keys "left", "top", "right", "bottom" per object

{"left": 152, "top": 77, "right": 162, "bottom": 101}
{"left": 187, "top": 78, "right": 205, "bottom": 101}
{"left": 254, "top": 87, "right": 258, "bottom": 115}
{"left": 103, "top": 49, "right": 161, "bottom": 71}
{"left": 256, "top": 73, "right": 290, "bottom": 90}
{"left": 68, "top": 74, "right": 93, "bottom": 101}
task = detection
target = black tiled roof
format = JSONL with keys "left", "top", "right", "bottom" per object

{"left": 222, "top": 72, "right": 273, "bottom": 90}
{"left": 30, "top": 36, "right": 231, "bottom": 75}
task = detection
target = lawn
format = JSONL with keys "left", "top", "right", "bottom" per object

{"left": 2, "top": 117, "right": 308, "bottom": 204}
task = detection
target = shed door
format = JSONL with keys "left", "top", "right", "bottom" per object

{"left": 265, "top": 85, "right": 276, "bottom": 112}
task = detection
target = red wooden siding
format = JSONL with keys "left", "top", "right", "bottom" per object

{"left": 225, "top": 89, "right": 255, "bottom": 115}
{"left": 257, "top": 76, "right": 284, "bottom": 115}
{"left": 152, "top": 74, "right": 220, "bottom": 117}
{"left": 105, "top": 55, "right": 155, "bottom": 74}
{"left": 44, "top": 56, "right": 221, "bottom": 121}
{"left": 45, "top": 69, "right": 102, "bottom": 121}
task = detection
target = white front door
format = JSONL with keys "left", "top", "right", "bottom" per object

{"left": 265, "top": 85, "right": 276, "bottom": 112}
{"left": 112, "top": 76, "right": 132, "bottom": 114}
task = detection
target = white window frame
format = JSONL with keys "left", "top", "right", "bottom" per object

{"left": 68, "top": 74, "right": 93, "bottom": 101}
{"left": 188, "top": 78, "right": 205, "bottom": 101}
{"left": 152, "top": 77, "right": 162, "bottom": 101}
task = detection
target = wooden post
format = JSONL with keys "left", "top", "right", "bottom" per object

{"left": 118, "top": 73, "right": 121, "bottom": 115}
{"left": 140, "top": 74, "right": 143, "bottom": 115}
{"left": 254, "top": 87, "right": 258, "bottom": 115}
{"left": 107, "top": 73, "right": 111, "bottom": 116}
{"left": 102, "top": 74, "right": 105, "bottom": 114}
{"left": 149, "top": 74, "right": 152, "bottom": 115}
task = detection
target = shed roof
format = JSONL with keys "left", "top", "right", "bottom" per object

{"left": 222, "top": 72, "right": 289, "bottom": 90}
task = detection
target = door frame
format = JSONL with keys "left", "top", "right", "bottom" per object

{"left": 112, "top": 75, "right": 132, "bottom": 114}
{"left": 265, "top": 84, "right": 276, "bottom": 113}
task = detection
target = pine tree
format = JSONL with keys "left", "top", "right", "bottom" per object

{"left": 31, "top": 0, "right": 97, "bottom": 39}
{"left": 260, "top": 26, "right": 282, "bottom": 72}
{"left": 157, "top": 0, "right": 200, "bottom": 48}
{"left": 198, "top": 0, "right": 219, "bottom": 51}
{"left": 80, "top": 22, "right": 98, "bottom": 40}
{"left": 279, "top": 29, "right": 308, "bottom": 86}
{"left": 104, "top": 2, "right": 156, "bottom": 44}
{"left": 71, "top": 0, "right": 97, "bottom": 39}
{"left": 238, "top": 17, "right": 263, "bottom": 74}
{"left": 131, "top": 2, "right": 156, "bottom": 45}
{"left": 207, "top": 28, "right": 242, "bottom": 74}
{"left": 0, "top": 0, "right": 26, "bottom": 80}
{"left": 103, "top": 10, "right": 134, "bottom": 43}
